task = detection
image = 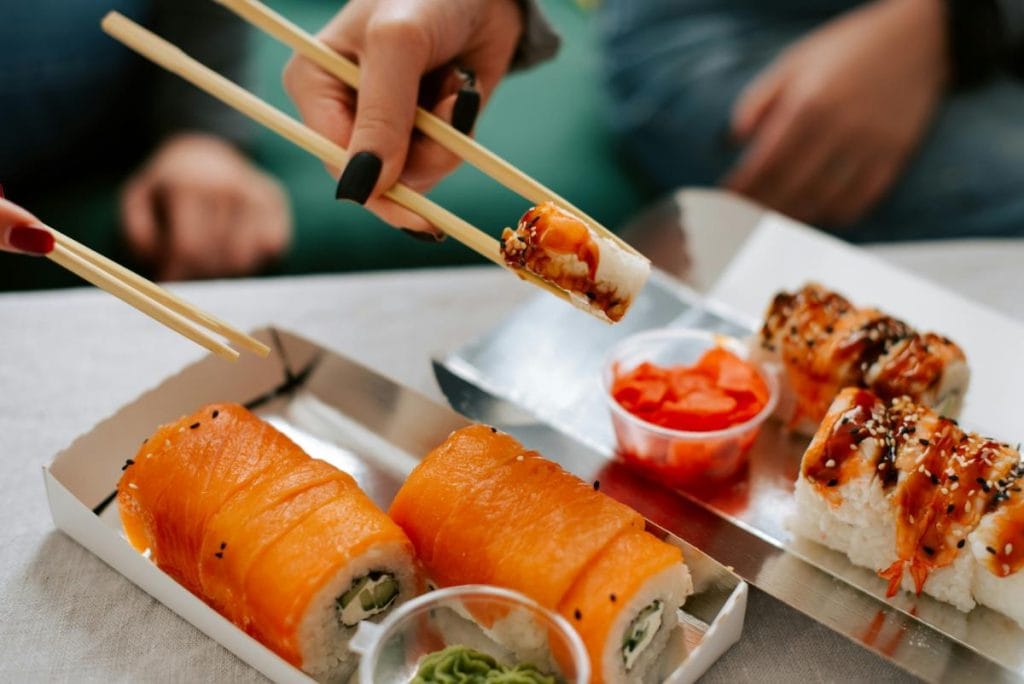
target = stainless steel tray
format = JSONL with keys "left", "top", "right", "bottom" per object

{"left": 45, "top": 327, "right": 745, "bottom": 683}
{"left": 435, "top": 274, "right": 1024, "bottom": 683}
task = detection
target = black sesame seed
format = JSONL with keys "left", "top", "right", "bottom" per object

{"left": 212, "top": 410, "right": 220, "bottom": 419}
{"left": 190, "top": 422, "right": 200, "bottom": 430}
{"left": 987, "top": 546, "right": 998, "bottom": 555}
{"left": 930, "top": 474, "right": 940, "bottom": 485}
{"left": 825, "top": 325, "right": 834, "bottom": 334}
{"left": 977, "top": 477, "right": 987, "bottom": 486}
{"left": 919, "top": 439, "right": 930, "bottom": 447}
{"left": 827, "top": 478, "right": 839, "bottom": 487}
{"left": 923, "top": 546, "right": 935, "bottom": 556}
{"left": 574, "top": 609, "right": 582, "bottom": 620}
{"left": 214, "top": 552, "right": 224, "bottom": 559}
{"left": 220, "top": 542, "right": 227, "bottom": 550}
{"left": 121, "top": 459, "right": 135, "bottom": 471}
{"left": 949, "top": 475, "right": 959, "bottom": 482}
{"left": 609, "top": 594, "right": 617, "bottom": 603}
{"left": 947, "top": 504, "right": 955, "bottom": 514}
{"left": 593, "top": 480, "right": 601, "bottom": 491}
{"left": 489, "top": 426, "right": 497, "bottom": 433}
{"left": 957, "top": 539, "right": 966, "bottom": 549}
{"left": 142, "top": 438, "right": 148, "bottom": 444}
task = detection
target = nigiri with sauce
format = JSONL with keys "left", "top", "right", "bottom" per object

{"left": 755, "top": 283, "right": 969, "bottom": 434}
{"left": 791, "top": 388, "right": 1024, "bottom": 621}
{"left": 500, "top": 202, "right": 650, "bottom": 323}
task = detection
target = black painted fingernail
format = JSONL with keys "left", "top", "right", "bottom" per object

{"left": 400, "top": 228, "right": 446, "bottom": 243}
{"left": 452, "top": 86, "right": 481, "bottom": 135}
{"left": 336, "top": 151, "right": 382, "bottom": 204}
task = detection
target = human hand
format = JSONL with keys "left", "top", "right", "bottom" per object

{"left": 283, "top": 0, "right": 524, "bottom": 237}
{"left": 120, "top": 133, "right": 292, "bottom": 281}
{"left": 0, "top": 190, "right": 54, "bottom": 256}
{"left": 724, "top": 0, "right": 949, "bottom": 227}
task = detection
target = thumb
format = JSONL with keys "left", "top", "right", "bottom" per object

{"left": 336, "top": 20, "right": 431, "bottom": 206}
{"left": 732, "top": 64, "right": 787, "bottom": 143}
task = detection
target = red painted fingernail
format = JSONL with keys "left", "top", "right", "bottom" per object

{"left": 8, "top": 224, "right": 54, "bottom": 255}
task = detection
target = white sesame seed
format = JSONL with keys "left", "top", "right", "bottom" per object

{"left": 128, "top": 483, "right": 139, "bottom": 490}
{"left": 965, "top": 501, "right": 973, "bottom": 512}
{"left": 825, "top": 459, "right": 836, "bottom": 468}
{"left": 515, "top": 455, "right": 524, "bottom": 461}
{"left": 952, "top": 482, "right": 960, "bottom": 491}
{"left": 142, "top": 548, "right": 152, "bottom": 559}
{"left": 1006, "top": 543, "right": 1014, "bottom": 555}
{"left": 909, "top": 515, "right": 915, "bottom": 524}
{"left": 1003, "top": 564, "right": 1011, "bottom": 575}
{"left": 941, "top": 488, "right": 949, "bottom": 495}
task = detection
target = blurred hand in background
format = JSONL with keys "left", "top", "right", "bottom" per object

{"left": 725, "top": 0, "right": 949, "bottom": 227}
{"left": 120, "top": 133, "right": 291, "bottom": 281}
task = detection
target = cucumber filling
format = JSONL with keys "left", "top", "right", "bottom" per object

{"left": 337, "top": 571, "right": 399, "bottom": 626}
{"left": 621, "top": 600, "right": 664, "bottom": 671}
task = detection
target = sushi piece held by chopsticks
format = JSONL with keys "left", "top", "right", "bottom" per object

{"left": 501, "top": 202, "right": 651, "bottom": 323}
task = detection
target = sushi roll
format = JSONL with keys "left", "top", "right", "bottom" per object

{"left": 792, "top": 389, "right": 1022, "bottom": 616}
{"left": 118, "top": 403, "right": 421, "bottom": 683}
{"left": 389, "top": 425, "right": 693, "bottom": 683}
{"left": 500, "top": 202, "right": 650, "bottom": 323}
{"left": 755, "top": 283, "right": 968, "bottom": 434}
{"left": 968, "top": 466, "right": 1024, "bottom": 626}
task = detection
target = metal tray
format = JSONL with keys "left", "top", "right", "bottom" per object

{"left": 435, "top": 273, "right": 1024, "bottom": 683}
{"left": 44, "top": 327, "right": 746, "bottom": 683}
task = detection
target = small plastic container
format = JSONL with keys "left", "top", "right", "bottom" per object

{"left": 350, "top": 585, "right": 590, "bottom": 683}
{"left": 602, "top": 328, "right": 778, "bottom": 489}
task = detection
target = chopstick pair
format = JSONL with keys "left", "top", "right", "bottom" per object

{"left": 44, "top": 228, "right": 269, "bottom": 361}
{"left": 100, "top": 5, "right": 645, "bottom": 315}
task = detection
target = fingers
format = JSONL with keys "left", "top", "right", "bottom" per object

{"left": 821, "top": 157, "right": 899, "bottom": 227}
{"left": 159, "top": 191, "right": 214, "bottom": 281}
{"left": 0, "top": 197, "right": 53, "bottom": 256}
{"left": 731, "top": 63, "right": 787, "bottom": 143}
{"left": 337, "top": 14, "right": 432, "bottom": 203}
{"left": 120, "top": 176, "right": 161, "bottom": 266}
{"left": 283, "top": 54, "right": 356, "bottom": 178}
{"left": 724, "top": 98, "right": 812, "bottom": 202}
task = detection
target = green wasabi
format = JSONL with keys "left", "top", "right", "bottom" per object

{"left": 410, "top": 645, "right": 557, "bottom": 684}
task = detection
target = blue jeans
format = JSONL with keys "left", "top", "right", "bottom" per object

{"left": 599, "top": 1, "right": 1024, "bottom": 241}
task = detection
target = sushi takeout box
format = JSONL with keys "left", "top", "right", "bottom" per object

{"left": 437, "top": 213, "right": 1024, "bottom": 683}
{"left": 42, "top": 326, "right": 747, "bottom": 683}
{"left": 42, "top": 209, "right": 1024, "bottom": 682}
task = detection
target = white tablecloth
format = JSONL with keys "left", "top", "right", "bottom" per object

{"left": 1, "top": 239, "right": 1022, "bottom": 682}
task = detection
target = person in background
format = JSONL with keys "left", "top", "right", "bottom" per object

{"left": 0, "top": 0, "right": 291, "bottom": 281}
{"left": 600, "top": 0, "right": 1024, "bottom": 240}
{"left": 288, "top": 0, "right": 1023, "bottom": 243}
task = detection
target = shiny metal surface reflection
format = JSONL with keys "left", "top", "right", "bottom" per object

{"left": 436, "top": 278, "right": 1024, "bottom": 683}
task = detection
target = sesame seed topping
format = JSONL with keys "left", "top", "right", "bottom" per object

{"left": 515, "top": 455, "right": 524, "bottom": 461}
{"left": 609, "top": 594, "right": 617, "bottom": 602}
{"left": 212, "top": 410, "right": 220, "bottom": 418}
{"left": 121, "top": 459, "right": 135, "bottom": 471}
{"left": 1003, "top": 564, "right": 1011, "bottom": 575}
{"left": 825, "top": 459, "right": 836, "bottom": 468}
{"left": 190, "top": 422, "right": 200, "bottom": 430}
{"left": 574, "top": 609, "right": 582, "bottom": 620}
{"left": 128, "top": 483, "right": 139, "bottom": 490}
{"left": 827, "top": 479, "right": 839, "bottom": 487}
{"left": 593, "top": 480, "right": 601, "bottom": 491}
{"left": 1006, "top": 544, "right": 1014, "bottom": 555}
{"left": 923, "top": 546, "right": 935, "bottom": 556}
{"left": 947, "top": 504, "right": 955, "bottom": 514}
{"left": 987, "top": 546, "right": 997, "bottom": 555}
{"left": 957, "top": 539, "right": 966, "bottom": 549}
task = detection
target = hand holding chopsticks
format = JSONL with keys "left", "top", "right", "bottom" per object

{"left": 101, "top": 11, "right": 574, "bottom": 306}
{"left": 0, "top": 197, "right": 268, "bottom": 361}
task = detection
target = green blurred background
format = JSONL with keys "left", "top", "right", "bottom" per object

{"left": 2, "top": 0, "right": 653, "bottom": 290}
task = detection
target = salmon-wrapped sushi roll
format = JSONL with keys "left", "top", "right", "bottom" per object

{"left": 118, "top": 404, "right": 421, "bottom": 682}
{"left": 500, "top": 202, "right": 650, "bottom": 323}
{"left": 390, "top": 425, "right": 693, "bottom": 683}
{"left": 755, "top": 283, "right": 968, "bottom": 433}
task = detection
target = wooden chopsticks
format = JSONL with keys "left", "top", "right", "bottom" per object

{"left": 211, "top": 0, "right": 643, "bottom": 260}
{"left": 44, "top": 227, "right": 270, "bottom": 361}
{"left": 101, "top": 12, "right": 576, "bottom": 306}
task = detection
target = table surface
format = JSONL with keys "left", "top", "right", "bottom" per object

{"left": 2, "top": 237, "right": 1023, "bottom": 683}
